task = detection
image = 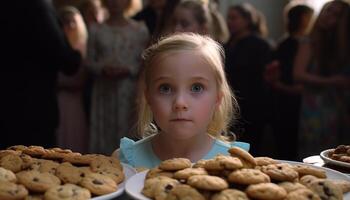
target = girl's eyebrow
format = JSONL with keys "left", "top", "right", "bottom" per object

{"left": 191, "top": 76, "right": 210, "bottom": 82}
{"left": 152, "top": 76, "right": 171, "bottom": 83}
{"left": 152, "top": 76, "right": 210, "bottom": 82}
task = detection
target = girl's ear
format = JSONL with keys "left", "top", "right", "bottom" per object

{"left": 216, "top": 91, "right": 223, "bottom": 108}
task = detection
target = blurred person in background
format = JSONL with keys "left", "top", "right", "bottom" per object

{"left": 224, "top": 3, "right": 273, "bottom": 156}
{"left": 133, "top": 0, "right": 166, "bottom": 37}
{"left": 1, "top": 0, "right": 84, "bottom": 148}
{"left": 56, "top": 6, "right": 89, "bottom": 153}
{"left": 264, "top": 4, "right": 314, "bottom": 160}
{"left": 80, "top": 0, "right": 107, "bottom": 28}
{"left": 168, "top": 0, "right": 228, "bottom": 44}
{"left": 293, "top": 0, "right": 350, "bottom": 159}
{"left": 86, "top": 0, "right": 149, "bottom": 155}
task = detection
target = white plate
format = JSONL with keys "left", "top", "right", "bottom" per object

{"left": 125, "top": 161, "right": 350, "bottom": 200}
{"left": 125, "top": 170, "right": 150, "bottom": 200}
{"left": 91, "top": 163, "right": 137, "bottom": 200}
{"left": 320, "top": 149, "right": 350, "bottom": 168}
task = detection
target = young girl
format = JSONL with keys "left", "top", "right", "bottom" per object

{"left": 116, "top": 33, "right": 249, "bottom": 168}
{"left": 86, "top": 0, "right": 149, "bottom": 155}
{"left": 169, "top": 0, "right": 229, "bottom": 44}
{"left": 56, "top": 6, "right": 89, "bottom": 153}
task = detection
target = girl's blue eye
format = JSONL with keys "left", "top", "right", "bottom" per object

{"left": 191, "top": 83, "right": 203, "bottom": 93}
{"left": 159, "top": 84, "right": 171, "bottom": 94}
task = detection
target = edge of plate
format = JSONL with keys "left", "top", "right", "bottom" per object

{"left": 125, "top": 171, "right": 150, "bottom": 200}
{"left": 91, "top": 163, "right": 137, "bottom": 200}
{"left": 320, "top": 149, "right": 350, "bottom": 168}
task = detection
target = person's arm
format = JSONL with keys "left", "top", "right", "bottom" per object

{"left": 293, "top": 41, "right": 330, "bottom": 86}
{"left": 34, "top": 0, "right": 82, "bottom": 75}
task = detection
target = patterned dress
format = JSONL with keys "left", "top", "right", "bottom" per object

{"left": 298, "top": 62, "right": 350, "bottom": 160}
{"left": 87, "top": 20, "right": 149, "bottom": 155}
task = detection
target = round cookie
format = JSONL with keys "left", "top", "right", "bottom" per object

{"left": 62, "top": 154, "right": 99, "bottom": 166}
{"left": 0, "top": 154, "right": 23, "bottom": 173}
{"left": 187, "top": 175, "right": 228, "bottom": 191}
{"left": 174, "top": 167, "right": 208, "bottom": 180}
{"left": 90, "top": 156, "right": 122, "bottom": 171}
{"left": 228, "top": 168, "right": 270, "bottom": 185}
{"left": 159, "top": 158, "right": 191, "bottom": 171}
{"left": 228, "top": 147, "right": 257, "bottom": 167}
{"left": 299, "top": 175, "right": 319, "bottom": 187}
{"left": 0, "top": 181, "right": 28, "bottom": 200}
{"left": 292, "top": 164, "right": 327, "bottom": 179}
{"left": 16, "top": 170, "right": 61, "bottom": 193}
{"left": 0, "top": 166, "right": 17, "bottom": 182}
{"left": 153, "top": 177, "right": 180, "bottom": 200}
{"left": 211, "top": 189, "right": 249, "bottom": 200}
{"left": 44, "top": 183, "right": 91, "bottom": 200}
{"left": 146, "top": 168, "right": 174, "bottom": 179}
{"left": 278, "top": 182, "right": 307, "bottom": 193}
{"left": 332, "top": 180, "right": 350, "bottom": 193}
{"left": 23, "top": 146, "right": 46, "bottom": 157}
{"left": 192, "top": 159, "right": 207, "bottom": 168}
{"left": 94, "top": 166, "right": 125, "bottom": 184}
{"left": 285, "top": 189, "right": 321, "bottom": 200}
{"left": 80, "top": 173, "right": 117, "bottom": 196}
{"left": 7, "top": 145, "right": 28, "bottom": 152}
{"left": 38, "top": 159, "right": 59, "bottom": 174}
{"left": 308, "top": 179, "right": 343, "bottom": 200}
{"left": 246, "top": 183, "right": 287, "bottom": 200}
{"left": 142, "top": 176, "right": 177, "bottom": 198}
{"left": 255, "top": 157, "right": 279, "bottom": 166}
{"left": 55, "top": 162, "right": 83, "bottom": 184}
{"left": 165, "top": 184, "right": 205, "bottom": 200}
{"left": 262, "top": 163, "right": 299, "bottom": 182}
{"left": 204, "top": 155, "right": 243, "bottom": 170}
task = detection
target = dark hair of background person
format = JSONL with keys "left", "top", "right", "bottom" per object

{"left": 285, "top": 4, "right": 314, "bottom": 34}
{"left": 229, "top": 3, "right": 268, "bottom": 38}
{"left": 310, "top": 0, "right": 350, "bottom": 73}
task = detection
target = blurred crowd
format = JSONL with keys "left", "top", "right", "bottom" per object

{"left": 1, "top": 0, "right": 350, "bottom": 161}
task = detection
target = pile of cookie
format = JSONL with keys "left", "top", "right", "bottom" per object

{"left": 142, "top": 147, "right": 350, "bottom": 200}
{"left": 328, "top": 145, "right": 350, "bottom": 163}
{"left": 0, "top": 145, "right": 124, "bottom": 200}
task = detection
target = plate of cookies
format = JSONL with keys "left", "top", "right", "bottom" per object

{"left": 0, "top": 145, "right": 136, "bottom": 200}
{"left": 321, "top": 145, "right": 350, "bottom": 169}
{"left": 125, "top": 147, "right": 350, "bottom": 200}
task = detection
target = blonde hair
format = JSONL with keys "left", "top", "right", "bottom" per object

{"left": 137, "top": 33, "right": 239, "bottom": 141}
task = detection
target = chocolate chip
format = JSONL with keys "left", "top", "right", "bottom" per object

{"left": 323, "top": 186, "right": 333, "bottom": 197}
{"left": 165, "top": 184, "right": 173, "bottom": 191}
{"left": 93, "top": 179, "right": 103, "bottom": 185}
{"left": 33, "top": 177, "right": 39, "bottom": 182}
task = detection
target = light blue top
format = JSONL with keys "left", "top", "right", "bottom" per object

{"left": 119, "top": 136, "right": 250, "bottom": 168}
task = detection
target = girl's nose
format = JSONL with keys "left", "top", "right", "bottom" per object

{"left": 173, "top": 94, "right": 188, "bottom": 111}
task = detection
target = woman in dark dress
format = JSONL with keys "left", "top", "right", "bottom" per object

{"left": 224, "top": 3, "right": 272, "bottom": 156}
{"left": 265, "top": 4, "right": 314, "bottom": 160}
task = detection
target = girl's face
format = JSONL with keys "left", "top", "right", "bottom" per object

{"left": 173, "top": 7, "right": 205, "bottom": 34}
{"left": 318, "top": 2, "right": 343, "bottom": 30}
{"left": 226, "top": 8, "right": 249, "bottom": 35}
{"left": 146, "top": 51, "right": 221, "bottom": 141}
